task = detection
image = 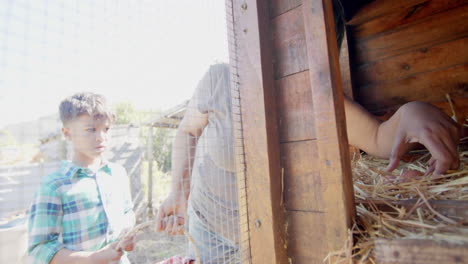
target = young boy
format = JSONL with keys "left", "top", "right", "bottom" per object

{"left": 28, "top": 92, "right": 136, "bottom": 264}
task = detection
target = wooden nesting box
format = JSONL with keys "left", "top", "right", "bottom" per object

{"left": 228, "top": 0, "right": 468, "bottom": 263}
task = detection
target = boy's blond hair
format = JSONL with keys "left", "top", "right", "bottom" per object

{"left": 59, "top": 92, "right": 115, "bottom": 124}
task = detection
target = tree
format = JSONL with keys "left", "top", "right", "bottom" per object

{"left": 144, "top": 126, "right": 173, "bottom": 173}
{"left": 113, "top": 102, "right": 174, "bottom": 172}
{"left": 113, "top": 102, "right": 136, "bottom": 125}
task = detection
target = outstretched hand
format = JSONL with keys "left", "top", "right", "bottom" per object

{"left": 91, "top": 241, "right": 124, "bottom": 264}
{"left": 155, "top": 192, "right": 187, "bottom": 235}
{"left": 385, "top": 101, "right": 460, "bottom": 175}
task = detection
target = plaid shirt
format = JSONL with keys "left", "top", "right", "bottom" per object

{"left": 28, "top": 161, "right": 135, "bottom": 264}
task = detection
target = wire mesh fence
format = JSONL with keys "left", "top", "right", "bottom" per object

{"left": 0, "top": 0, "right": 240, "bottom": 263}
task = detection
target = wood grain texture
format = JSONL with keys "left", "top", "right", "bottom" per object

{"left": 350, "top": 0, "right": 467, "bottom": 39}
{"left": 354, "top": 4, "right": 468, "bottom": 65}
{"left": 374, "top": 239, "right": 468, "bottom": 264}
{"left": 270, "top": 0, "right": 301, "bottom": 18}
{"left": 302, "top": 0, "right": 355, "bottom": 262}
{"left": 281, "top": 140, "right": 321, "bottom": 211}
{"left": 347, "top": 0, "right": 429, "bottom": 25}
{"left": 233, "top": 0, "right": 288, "bottom": 263}
{"left": 357, "top": 199, "right": 468, "bottom": 223}
{"left": 276, "top": 71, "right": 316, "bottom": 142}
{"left": 356, "top": 37, "right": 468, "bottom": 86}
{"left": 339, "top": 34, "right": 361, "bottom": 159}
{"left": 431, "top": 96, "right": 468, "bottom": 125}
{"left": 286, "top": 211, "right": 330, "bottom": 264}
{"left": 358, "top": 63, "right": 468, "bottom": 111}
{"left": 340, "top": 33, "right": 354, "bottom": 98}
{"left": 272, "top": 6, "right": 308, "bottom": 79}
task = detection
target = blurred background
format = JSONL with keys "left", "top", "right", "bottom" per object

{"left": 0, "top": 0, "right": 228, "bottom": 263}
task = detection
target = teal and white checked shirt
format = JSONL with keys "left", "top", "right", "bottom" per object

{"left": 28, "top": 161, "right": 135, "bottom": 264}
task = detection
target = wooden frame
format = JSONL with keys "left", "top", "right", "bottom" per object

{"left": 228, "top": 0, "right": 468, "bottom": 263}
{"left": 229, "top": 0, "right": 355, "bottom": 263}
{"left": 230, "top": 0, "right": 288, "bottom": 263}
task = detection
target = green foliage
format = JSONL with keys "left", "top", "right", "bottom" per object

{"left": 142, "top": 127, "right": 174, "bottom": 173}
{"left": 153, "top": 127, "right": 173, "bottom": 172}
{"left": 140, "top": 161, "right": 172, "bottom": 206}
{"left": 113, "top": 102, "right": 154, "bottom": 125}
{"left": 113, "top": 102, "right": 136, "bottom": 124}
{"left": 113, "top": 101, "right": 174, "bottom": 172}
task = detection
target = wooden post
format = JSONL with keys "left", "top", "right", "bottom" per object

{"left": 231, "top": 0, "right": 288, "bottom": 263}
{"left": 147, "top": 126, "right": 154, "bottom": 218}
{"left": 302, "top": 0, "right": 355, "bottom": 261}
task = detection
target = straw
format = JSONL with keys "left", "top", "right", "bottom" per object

{"left": 115, "top": 219, "right": 201, "bottom": 264}
{"left": 351, "top": 149, "right": 468, "bottom": 263}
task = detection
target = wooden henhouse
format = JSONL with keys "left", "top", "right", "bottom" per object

{"left": 226, "top": 0, "right": 468, "bottom": 263}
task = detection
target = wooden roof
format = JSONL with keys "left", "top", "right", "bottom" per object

{"left": 147, "top": 100, "right": 188, "bottom": 128}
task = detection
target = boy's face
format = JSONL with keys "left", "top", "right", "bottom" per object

{"left": 62, "top": 114, "right": 111, "bottom": 165}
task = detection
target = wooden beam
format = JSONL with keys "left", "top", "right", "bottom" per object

{"left": 354, "top": 4, "right": 468, "bottom": 65}
{"left": 374, "top": 239, "right": 468, "bottom": 264}
{"left": 358, "top": 63, "right": 468, "bottom": 111}
{"left": 355, "top": 37, "right": 468, "bottom": 86}
{"left": 272, "top": 6, "right": 308, "bottom": 79}
{"left": 270, "top": 0, "right": 301, "bottom": 18}
{"left": 350, "top": 0, "right": 467, "bottom": 39}
{"left": 232, "top": 0, "right": 288, "bottom": 263}
{"left": 339, "top": 32, "right": 354, "bottom": 99}
{"left": 281, "top": 140, "right": 321, "bottom": 211}
{"left": 276, "top": 71, "right": 316, "bottom": 142}
{"left": 225, "top": 0, "right": 252, "bottom": 262}
{"left": 347, "top": 0, "right": 429, "bottom": 26}
{"left": 302, "top": 0, "right": 355, "bottom": 262}
{"left": 357, "top": 199, "right": 468, "bottom": 223}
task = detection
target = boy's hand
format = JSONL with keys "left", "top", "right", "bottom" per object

{"left": 156, "top": 192, "right": 187, "bottom": 235}
{"left": 117, "top": 234, "right": 136, "bottom": 252}
{"left": 386, "top": 101, "right": 460, "bottom": 175}
{"left": 90, "top": 241, "right": 123, "bottom": 264}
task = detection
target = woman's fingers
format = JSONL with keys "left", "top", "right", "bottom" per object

{"left": 164, "top": 215, "right": 185, "bottom": 235}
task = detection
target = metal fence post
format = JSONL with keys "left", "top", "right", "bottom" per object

{"left": 147, "top": 126, "right": 154, "bottom": 218}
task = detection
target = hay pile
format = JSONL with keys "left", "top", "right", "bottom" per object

{"left": 351, "top": 146, "right": 468, "bottom": 263}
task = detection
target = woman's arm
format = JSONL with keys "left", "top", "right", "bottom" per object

{"left": 155, "top": 97, "right": 208, "bottom": 235}
{"left": 345, "top": 98, "right": 460, "bottom": 175}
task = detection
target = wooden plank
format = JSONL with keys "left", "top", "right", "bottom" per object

{"left": 281, "top": 140, "right": 321, "bottom": 211}
{"left": 339, "top": 33, "right": 361, "bottom": 159}
{"left": 233, "top": 0, "right": 288, "bottom": 263}
{"left": 350, "top": 0, "right": 467, "bottom": 40}
{"left": 374, "top": 239, "right": 468, "bottom": 264}
{"left": 357, "top": 199, "right": 468, "bottom": 223}
{"left": 270, "top": 0, "right": 301, "bottom": 18}
{"left": 356, "top": 37, "right": 468, "bottom": 86}
{"left": 347, "top": 0, "right": 429, "bottom": 26}
{"left": 357, "top": 63, "right": 468, "bottom": 111}
{"left": 272, "top": 6, "right": 308, "bottom": 79}
{"left": 354, "top": 4, "right": 468, "bottom": 65}
{"left": 302, "top": 0, "right": 355, "bottom": 262}
{"left": 276, "top": 71, "right": 316, "bottom": 142}
{"left": 340, "top": 32, "right": 354, "bottom": 98}
{"left": 287, "top": 211, "right": 330, "bottom": 264}
{"left": 431, "top": 96, "right": 468, "bottom": 125}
